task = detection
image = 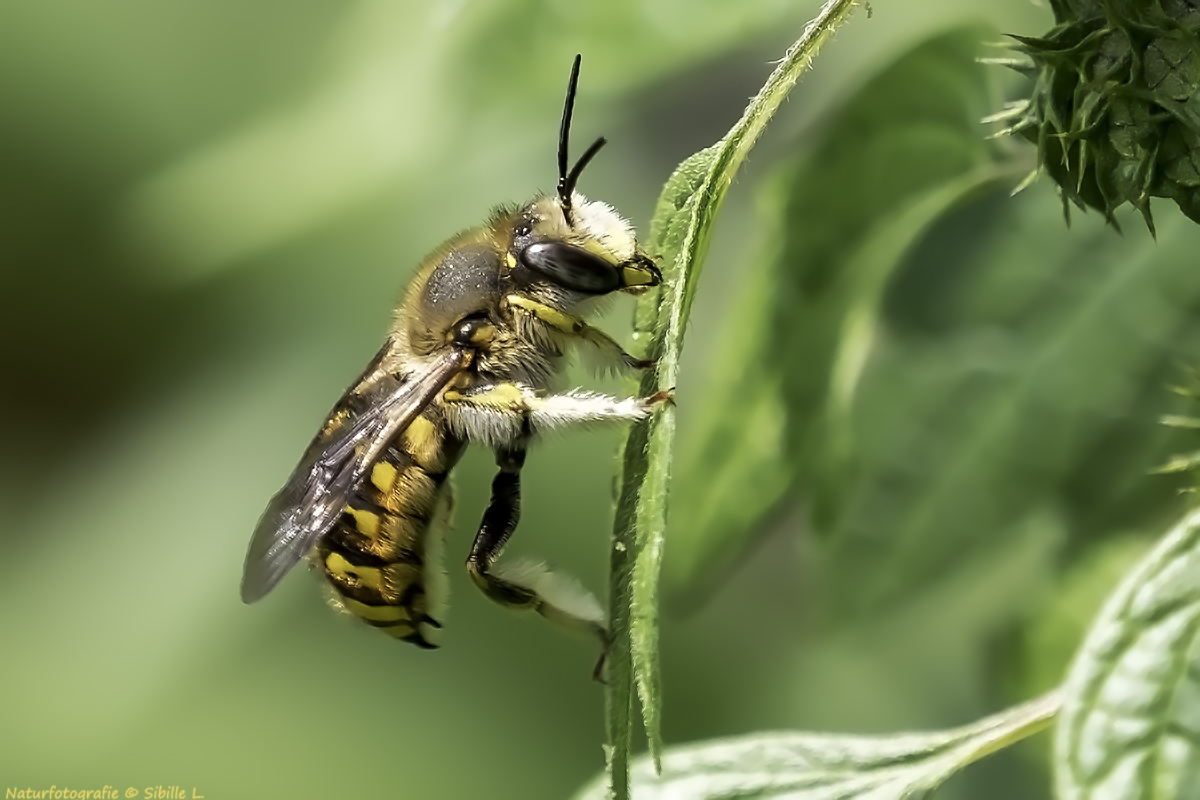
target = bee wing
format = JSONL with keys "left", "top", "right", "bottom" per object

{"left": 240, "top": 348, "right": 468, "bottom": 603}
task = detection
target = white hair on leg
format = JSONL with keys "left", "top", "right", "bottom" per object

{"left": 490, "top": 558, "right": 606, "bottom": 636}
{"left": 528, "top": 390, "right": 650, "bottom": 433}
{"left": 444, "top": 384, "right": 650, "bottom": 445}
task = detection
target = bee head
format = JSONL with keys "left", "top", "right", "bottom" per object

{"left": 395, "top": 56, "right": 661, "bottom": 363}
{"left": 504, "top": 55, "right": 661, "bottom": 299}
{"left": 505, "top": 195, "right": 659, "bottom": 299}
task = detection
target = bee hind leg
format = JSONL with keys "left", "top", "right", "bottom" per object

{"left": 465, "top": 447, "right": 608, "bottom": 654}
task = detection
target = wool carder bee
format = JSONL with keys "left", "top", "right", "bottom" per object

{"left": 240, "top": 56, "right": 668, "bottom": 654}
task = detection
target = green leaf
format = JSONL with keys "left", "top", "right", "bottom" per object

{"left": 578, "top": 691, "right": 1060, "bottom": 800}
{"left": 666, "top": 25, "right": 1009, "bottom": 598}
{"left": 606, "top": 1, "right": 862, "bottom": 796}
{"left": 1056, "top": 507, "right": 1200, "bottom": 798}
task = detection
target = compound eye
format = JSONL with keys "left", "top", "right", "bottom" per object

{"left": 519, "top": 242, "right": 621, "bottom": 294}
{"left": 451, "top": 315, "right": 496, "bottom": 347}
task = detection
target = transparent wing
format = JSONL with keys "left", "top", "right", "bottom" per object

{"left": 240, "top": 347, "right": 467, "bottom": 603}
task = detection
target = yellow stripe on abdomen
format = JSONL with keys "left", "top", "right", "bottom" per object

{"left": 340, "top": 597, "right": 410, "bottom": 623}
{"left": 370, "top": 461, "right": 398, "bottom": 495}
{"left": 317, "top": 421, "right": 464, "bottom": 649}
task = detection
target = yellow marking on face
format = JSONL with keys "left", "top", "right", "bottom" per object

{"left": 402, "top": 416, "right": 444, "bottom": 472}
{"left": 370, "top": 461, "right": 398, "bottom": 494}
{"left": 505, "top": 295, "right": 584, "bottom": 334}
{"left": 346, "top": 508, "right": 380, "bottom": 539}
{"left": 341, "top": 598, "right": 411, "bottom": 623}
{"left": 622, "top": 264, "right": 657, "bottom": 287}
{"left": 325, "top": 552, "right": 385, "bottom": 592}
{"left": 505, "top": 251, "right": 517, "bottom": 271}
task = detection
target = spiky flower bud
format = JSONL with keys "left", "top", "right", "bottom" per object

{"left": 1000, "top": 0, "right": 1200, "bottom": 232}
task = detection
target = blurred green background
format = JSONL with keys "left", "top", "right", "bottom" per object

{"left": 5, "top": 1, "right": 1195, "bottom": 798}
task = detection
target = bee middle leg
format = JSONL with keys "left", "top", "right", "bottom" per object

{"left": 464, "top": 446, "right": 608, "bottom": 646}
{"left": 444, "top": 381, "right": 670, "bottom": 443}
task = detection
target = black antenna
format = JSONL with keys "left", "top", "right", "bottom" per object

{"left": 557, "top": 55, "right": 606, "bottom": 226}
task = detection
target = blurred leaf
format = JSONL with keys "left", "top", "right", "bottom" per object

{"left": 667, "top": 25, "right": 1007, "bottom": 598}
{"left": 1150, "top": 371, "right": 1200, "bottom": 479}
{"left": 1153, "top": 449, "right": 1200, "bottom": 474}
{"left": 452, "top": 0, "right": 836, "bottom": 99}
{"left": 1006, "top": 534, "right": 1152, "bottom": 702}
{"left": 576, "top": 691, "right": 1060, "bottom": 800}
{"left": 822, "top": 184, "right": 1200, "bottom": 617}
{"left": 608, "top": 1, "right": 862, "bottom": 793}
{"left": 118, "top": 0, "right": 828, "bottom": 283}
{"left": 817, "top": 168, "right": 1013, "bottom": 514}
{"left": 1056, "top": 507, "right": 1200, "bottom": 798}
{"left": 1053, "top": 350, "right": 1200, "bottom": 546}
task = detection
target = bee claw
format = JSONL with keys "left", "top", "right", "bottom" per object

{"left": 641, "top": 388, "right": 675, "bottom": 408}
{"left": 592, "top": 628, "right": 611, "bottom": 684}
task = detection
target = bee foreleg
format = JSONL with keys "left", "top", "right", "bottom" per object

{"left": 465, "top": 447, "right": 607, "bottom": 646}
{"left": 505, "top": 294, "right": 654, "bottom": 370}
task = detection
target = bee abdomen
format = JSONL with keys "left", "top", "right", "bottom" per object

{"left": 317, "top": 422, "right": 465, "bottom": 648}
{"left": 319, "top": 549, "right": 437, "bottom": 646}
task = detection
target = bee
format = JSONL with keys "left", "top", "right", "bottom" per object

{"left": 240, "top": 56, "right": 669, "bottom": 654}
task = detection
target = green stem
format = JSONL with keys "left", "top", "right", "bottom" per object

{"left": 604, "top": 1, "right": 864, "bottom": 798}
